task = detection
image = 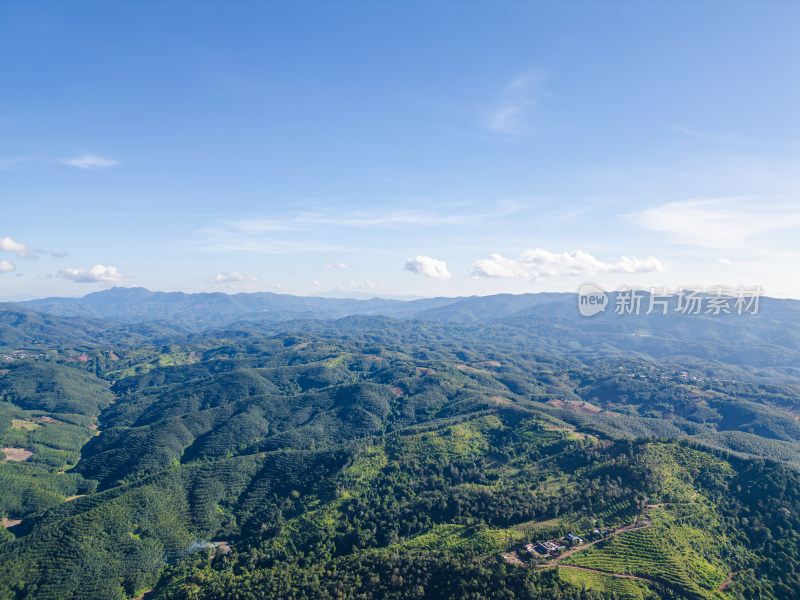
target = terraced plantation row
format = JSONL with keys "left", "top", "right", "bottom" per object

{"left": 561, "top": 519, "right": 728, "bottom": 598}
{"left": 558, "top": 567, "right": 654, "bottom": 600}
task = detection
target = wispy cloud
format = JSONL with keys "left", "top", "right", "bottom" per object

{"left": 233, "top": 202, "right": 520, "bottom": 231}
{"left": 470, "top": 248, "right": 664, "bottom": 280}
{"left": 485, "top": 70, "right": 547, "bottom": 136}
{"left": 60, "top": 154, "right": 120, "bottom": 169}
{"left": 197, "top": 228, "right": 343, "bottom": 254}
{"left": 405, "top": 256, "right": 452, "bottom": 280}
{"left": 0, "top": 237, "right": 39, "bottom": 259}
{"left": 671, "top": 125, "right": 745, "bottom": 144}
{"left": 0, "top": 260, "right": 15, "bottom": 273}
{"left": 324, "top": 262, "right": 350, "bottom": 270}
{"left": 0, "top": 157, "right": 33, "bottom": 170}
{"left": 198, "top": 201, "right": 522, "bottom": 254}
{"left": 630, "top": 197, "right": 800, "bottom": 249}
{"left": 58, "top": 264, "right": 127, "bottom": 283}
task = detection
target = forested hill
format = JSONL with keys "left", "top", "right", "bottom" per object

{"left": 18, "top": 287, "right": 471, "bottom": 327}
{"left": 1, "top": 293, "right": 800, "bottom": 599}
{"left": 19, "top": 287, "right": 800, "bottom": 331}
{"left": 8, "top": 288, "right": 800, "bottom": 378}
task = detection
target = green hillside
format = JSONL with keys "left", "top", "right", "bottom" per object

{"left": 0, "top": 305, "right": 799, "bottom": 599}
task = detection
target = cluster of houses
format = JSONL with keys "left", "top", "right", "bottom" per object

{"left": 617, "top": 364, "right": 730, "bottom": 385}
{"left": 2, "top": 352, "right": 47, "bottom": 362}
{"left": 501, "top": 528, "right": 616, "bottom": 567}
{"left": 1, "top": 350, "right": 54, "bottom": 362}
{"left": 524, "top": 528, "right": 614, "bottom": 558}
{"left": 523, "top": 532, "right": 588, "bottom": 559}
{"left": 525, "top": 540, "right": 565, "bottom": 557}
{"left": 566, "top": 532, "right": 585, "bottom": 544}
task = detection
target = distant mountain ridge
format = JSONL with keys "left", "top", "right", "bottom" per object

{"left": 6, "top": 287, "right": 800, "bottom": 378}
{"left": 18, "top": 287, "right": 573, "bottom": 328}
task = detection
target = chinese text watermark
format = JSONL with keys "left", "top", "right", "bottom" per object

{"left": 578, "top": 284, "right": 763, "bottom": 317}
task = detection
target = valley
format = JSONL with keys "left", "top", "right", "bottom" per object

{"left": 0, "top": 290, "right": 799, "bottom": 599}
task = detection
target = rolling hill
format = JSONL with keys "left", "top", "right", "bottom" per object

{"left": 0, "top": 291, "right": 799, "bottom": 599}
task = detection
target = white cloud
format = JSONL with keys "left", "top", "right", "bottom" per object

{"left": 212, "top": 272, "right": 258, "bottom": 284}
{"left": 405, "top": 256, "right": 452, "bottom": 280}
{"left": 0, "top": 236, "right": 38, "bottom": 258}
{"left": 630, "top": 197, "right": 800, "bottom": 249}
{"left": 717, "top": 258, "right": 732, "bottom": 264}
{"left": 324, "top": 262, "right": 350, "bottom": 270}
{"left": 486, "top": 70, "right": 547, "bottom": 135}
{"left": 51, "top": 251, "right": 69, "bottom": 258}
{"left": 470, "top": 248, "right": 664, "bottom": 280}
{"left": 0, "top": 238, "right": 25, "bottom": 252}
{"left": 0, "top": 260, "right": 15, "bottom": 273}
{"left": 58, "top": 265, "right": 127, "bottom": 283}
{"left": 60, "top": 154, "right": 120, "bottom": 170}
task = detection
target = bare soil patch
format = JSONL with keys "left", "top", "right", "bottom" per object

{"left": 541, "top": 422, "right": 595, "bottom": 441}
{"left": 501, "top": 551, "right": 526, "bottom": 566}
{"left": 774, "top": 406, "right": 800, "bottom": 421}
{"left": 717, "top": 572, "right": 736, "bottom": 591}
{"left": 491, "top": 396, "right": 513, "bottom": 406}
{"left": 1, "top": 518, "right": 22, "bottom": 528}
{"left": 1, "top": 447, "right": 33, "bottom": 461}
{"left": 210, "top": 541, "right": 232, "bottom": 559}
{"left": 547, "top": 399, "right": 603, "bottom": 414}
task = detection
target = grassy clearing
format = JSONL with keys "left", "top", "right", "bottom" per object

{"left": 337, "top": 444, "right": 388, "bottom": 494}
{"left": 392, "top": 415, "right": 501, "bottom": 463}
{"left": 510, "top": 518, "right": 563, "bottom": 535}
{"left": 401, "top": 523, "right": 523, "bottom": 555}
{"left": 558, "top": 567, "right": 655, "bottom": 599}
{"left": 109, "top": 347, "right": 200, "bottom": 378}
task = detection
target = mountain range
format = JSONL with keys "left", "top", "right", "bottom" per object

{"left": 1, "top": 288, "right": 800, "bottom": 599}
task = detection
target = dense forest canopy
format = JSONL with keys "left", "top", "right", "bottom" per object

{"left": 0, "top": 290, "right": 799, "bottom": 599}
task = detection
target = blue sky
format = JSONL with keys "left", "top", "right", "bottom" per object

{"left": 1, "top": 1, "right": 798, "bottom": 300}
